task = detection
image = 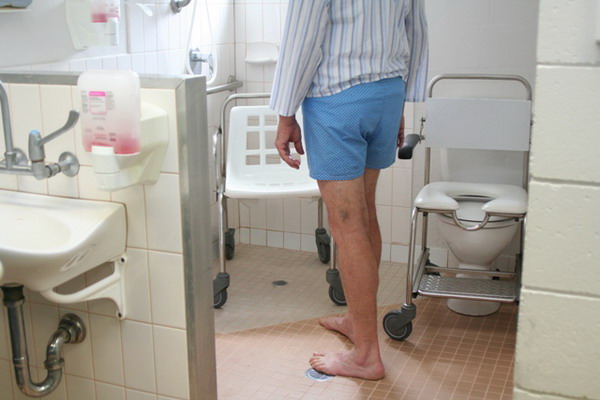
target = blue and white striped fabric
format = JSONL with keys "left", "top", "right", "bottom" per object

{"left": 270, "top": 0, "right": 429, "bottom": 117}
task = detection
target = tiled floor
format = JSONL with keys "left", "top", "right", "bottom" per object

{"left": 214, "top": 245, "right": 517, "bottom": 399}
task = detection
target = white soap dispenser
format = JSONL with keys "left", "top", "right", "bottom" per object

{"left": 78, "top": 70, "right": 169, "bottom": 191}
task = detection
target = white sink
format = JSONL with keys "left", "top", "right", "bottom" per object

{"left": 0, "top": 190, "right": 126, "bottom": 294}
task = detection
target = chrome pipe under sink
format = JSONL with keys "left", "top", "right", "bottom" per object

{"left": 1, "top": 284, "right": 86, "bottom": 398}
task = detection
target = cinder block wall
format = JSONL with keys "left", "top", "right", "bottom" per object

{"left": 514, "top": 1, "right": 600, "bottom": 398}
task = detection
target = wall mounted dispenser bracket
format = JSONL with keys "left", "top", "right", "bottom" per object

{"left": 89, "top": 102, "right": 169, "bottom": 191}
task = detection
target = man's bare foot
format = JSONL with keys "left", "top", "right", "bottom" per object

{"left": 319, "top": 315, "right": 354, "bottom": 342}
{"left": 309, "top": 350, "right": 385, "bottom": 380}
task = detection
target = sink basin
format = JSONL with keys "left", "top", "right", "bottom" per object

{"left": 0, "top": 190, "right": 126, "bottom": 293}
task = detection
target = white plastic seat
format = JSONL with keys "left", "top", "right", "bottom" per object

{"left": 225, "top": 106, "right": 319, "bottom": 199}
{"left": 212, "top": 99, "right": 334, "bottom": 309}
{"left": 415, "top": 181, "right": 527, "bottom": 215}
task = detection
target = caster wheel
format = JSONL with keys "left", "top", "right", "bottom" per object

{"left": 328, "top": 286, "right": 346, "bottom": 306}
{"left": 383, "top": 311, "right": 413, "bottom": 341}
{"left": 225, "top": 229, "right": 235, "bottom": 260}
{"left": 317, "top": 242, "right": 330, "bottom": 264}
{"left": 315, "top": 228, "right": 331, "bottom": 264}
{"left": 213, "top": 290, "right": 228, "bottom": 309}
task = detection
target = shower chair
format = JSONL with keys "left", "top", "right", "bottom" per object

{"left": 212, "top": 93, "right": 345, "bottom": 308}
{"left": 383, "top": 74, "right": 532, "bottom": 340}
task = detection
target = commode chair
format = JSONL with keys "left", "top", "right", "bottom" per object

{"left": 383, "top": 74, "right": 532, "bottom": 340}
{"left": 213, "top": 93, "right": 344, "bottom": 308}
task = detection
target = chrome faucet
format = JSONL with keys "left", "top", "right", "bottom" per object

{"left": 0, "top": 80, "right": 80, "bottom": 179}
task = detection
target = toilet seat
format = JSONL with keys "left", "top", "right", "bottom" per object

{"left": 415, "top": 182, "right": 527, "bottom": 216}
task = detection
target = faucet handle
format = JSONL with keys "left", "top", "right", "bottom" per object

{"left": 39, "top": 110, "right": 80, "bottom": 146}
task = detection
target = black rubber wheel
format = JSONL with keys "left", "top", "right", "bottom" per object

{"left": 317, "top": 242, "right": 331, "bottom": 264}
{"left": 225, "top": 244, "right": 234, "bottom": 260}
{"left": 225, "top": 229, "right": 235, "bottom": 260}
{"left": 213, "top": 290, "right": 228, "bottom": 309}
{"left": 383, "top": 311, "right": 413, "bottom": 341}
{"left": 328, "top": 285, "right": 347, "bottom": 306}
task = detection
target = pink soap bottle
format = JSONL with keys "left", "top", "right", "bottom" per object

{"left": 90, "top": 0, "right": 120, "bottom": 23}
{"left": 78, "top": 70, "right": 141, "bottom": 155}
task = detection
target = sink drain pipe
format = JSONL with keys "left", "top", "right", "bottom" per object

{"left": 1, "top": 284, "right": 86, "bottom": 397}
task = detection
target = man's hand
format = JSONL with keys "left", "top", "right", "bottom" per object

{"left": 397, "top": 114, "right": 405, "bottom": 148}
{"left": 275, "top": 115, "right": 304, "bottom": 169}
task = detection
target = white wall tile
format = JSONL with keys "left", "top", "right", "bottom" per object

{"left": 153, "top": 326, "right": 189, "bottom": 399}
{"left": 101, "top": 57, "right": 118, "bottom": 70}
{"left": 249, "top": 199, "right": 267, "bottom": 229}
{"left": 265, "top": 198, "right": 284, "bottom": 230}
{"left": 267, "top": 230, "right": 284, "bottom": 248}
{"left": 85, "top": 58, "right": 103, "bottom": 70}
{"left": 239, "top": 227, "right": 250, "bottom": 243}
{"left": 121, "top": 320, "right": 156, "bottom": 393}
{"left": 0, "top": 174, "right": 18, "bottom": 190}
{"left": 537, "top": 0, "right": 600, "bottom": 65}
{"left": 245, "top": 5, "right": 264, "bottom": 43}
{"left": 376, "top": 167, "right": 393, "bottom": 206}
{"left": 390, "top": 244, "right": 409, "bottom": 263}
{"left": 16, "top": 174, "right": 48, "bottom": 195}
{"left": 0, "top": 359, "right": 14, "bottom": 400}
{"left": 391, "top": 206, "right": 411, "bottom": 245}
{"left": 111, "top": 185, "right": 148, "bottom": 249}
{"left": 283, "top": 198, "right": 301, "bottom": 233}
{"left": 515, "top": 289, "right": 600, "bottom": 398}
{"left": 300, "top": 233, "right": 316, "bottom": 253}
{"left": 300, "top": 198, "right": 318, "bottom": 235}
{"left": 77, "top": 166, "right": 111, "bottom": 201}
{"left": 117, "top": 55, "right": 132, "bottom": 70}
{"left": 392, "top": 168, "right": 412, "bottom": 208}
{"left": 39, "top": 85, "right": 75, "bottom": 162}
{"left": 250, "top": 228, "right": 267, "bottom": 245}
{"left": 89, "top": 314, "right": 124, "bottom": 385}
{"left": 380, "top": 243, "right": 391, "bottom": 262}
{"left": 127, "top": 389, "right": 158, "bottom": 400}
{"left": 148, "top": 251, "right": 186, "bottom": 329}
{"left": 65, "top": 375, "right": 96, "bottom": 400}
{"left": 95, "top": 382, "right": 126, "bottom": 400}
{"left": 530, "top": 66, "right": 600, "bottom": 184}
{"left": 522, "top": 182, "right": 600, "bottom": 296}
{"left": 123, "top": 249, "right": 152, "bottom": 323}
{"left": 377, "top": 205, "right": 392, "bottom": 244}
{"left": 283, "top": 232, "right": 301, "bottom": 251}
{"left": 8, "top": 84, "right": 42, "bottom": 157}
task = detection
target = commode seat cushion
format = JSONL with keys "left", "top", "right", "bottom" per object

{"left": 415, "top": 182, "right": 527, "bottom": 215}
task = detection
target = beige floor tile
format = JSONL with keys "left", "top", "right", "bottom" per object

{"left": 215, "top": 245, "right": 517, "bottom": 400}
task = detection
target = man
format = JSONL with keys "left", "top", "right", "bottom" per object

{"left": 270, "top": 0, "right": 428, "bottom": 380}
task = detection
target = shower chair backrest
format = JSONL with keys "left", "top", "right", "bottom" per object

{"left": 424, "top": 97, "right": 532, "bottom": 152}
{"left": 225, "top": 105, "right": 319, "bottom": 198}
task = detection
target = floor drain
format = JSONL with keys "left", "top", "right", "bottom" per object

{"left": 272, "top": 280, "right": 288, "bottom": 287}
{"left": 305, "top": 368, "right": 334, "bottom": 382}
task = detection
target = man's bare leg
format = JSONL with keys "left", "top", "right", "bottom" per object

{"left": 319, "top": 169, "right": 382, "bottom": 343}
{"left": 310, "top": 169, "right": 385, "bottom": 380}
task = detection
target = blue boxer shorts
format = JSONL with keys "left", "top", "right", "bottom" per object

{"left": 301, "top": 77, "right": 406, "bottom": 181}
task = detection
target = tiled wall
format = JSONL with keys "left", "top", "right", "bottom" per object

{"left": 514, "top": 1, "right": 600, "bottom": 399}
{"left": 0, "top": 79, "right": 190, "bottom": 400}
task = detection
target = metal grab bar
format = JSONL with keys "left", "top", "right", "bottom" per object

{"left": 207, "top": 78, "right": 243, "bottom": 95}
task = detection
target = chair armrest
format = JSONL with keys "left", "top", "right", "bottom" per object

{"left": 397, "top": 134, "right": 421, "bottom": 160}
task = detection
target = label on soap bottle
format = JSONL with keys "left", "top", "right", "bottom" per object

{"left": 78, "top": 70, "right": 141, "bottom": 155}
